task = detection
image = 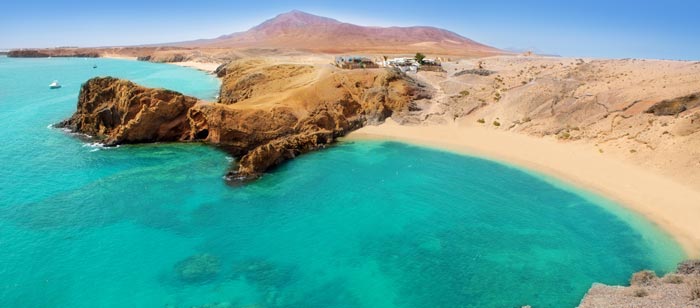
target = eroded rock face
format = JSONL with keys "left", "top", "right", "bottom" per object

{"left": 57, "top": 77, "right": 200, "bottom": 146}
{"left": 208, "top": 61, "right": 427, "bottom": 181}
{"left": 646, "top": 92, "right": 700, "bottom": 116}
{"left": 60, "top": 61, "right": 428, "bottom": 183}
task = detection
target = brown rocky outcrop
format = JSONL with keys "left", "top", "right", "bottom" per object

{"left": 646, "top": 92, "right": 700, "bottom": 116}
{"left": 60, "top": 60, "right": 428, "bottom": 182}
{"left": 56, "top": 77, "right": 200, "bottom": 145}
{"left": 7, "top": 48, "right": 99, "bottom": 58}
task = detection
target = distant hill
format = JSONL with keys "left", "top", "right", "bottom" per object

{"left": 178, "top": 10, "right": 504, "bottom": 56}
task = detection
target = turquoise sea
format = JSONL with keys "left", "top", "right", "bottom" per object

{"left": 0, "top": 56, "right": 685, "bottom": 308}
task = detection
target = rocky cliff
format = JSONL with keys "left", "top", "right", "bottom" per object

{"left": 578, "top": 260, "right": 700, "bottom": 307}
{"left": 57, "top": 77, "right": 200, "bottom": 145}
{"left": 60, "top": 60, "right": 428, "bottom": 182}
{"left": 8, "top": 49, "right": 99, "bottom": 58}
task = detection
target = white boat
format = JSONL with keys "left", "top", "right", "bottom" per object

{"left": 49, "top": 81, "right": 61, "bottom": 89}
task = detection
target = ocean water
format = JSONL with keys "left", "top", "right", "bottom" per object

{"left": 0, "top": 56, "right": 685, "bottom": 308}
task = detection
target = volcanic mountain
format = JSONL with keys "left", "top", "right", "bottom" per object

{"left": 181, "top": 10, "right": 503, "bottom": 56}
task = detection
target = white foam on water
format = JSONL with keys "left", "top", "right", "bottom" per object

{"left": 82, "top": 142, "right": 119, "bottom": 151}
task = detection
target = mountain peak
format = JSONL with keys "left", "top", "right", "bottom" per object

{"left": 188, "top": 11, "right": 503, "bottom": 56}
{"left": 253, "top": 10, "right": 341, "bottom": 30}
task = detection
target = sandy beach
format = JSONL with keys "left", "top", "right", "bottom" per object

{"left": 345, "top": 120, "right": 700, "bottom": 257}
{"left": 101, "top": 54, "right": 138, "bottom": 61}
{"left": 102, "top": 55, "right": 221, "bottom": 74}
{"left": 170, "top": 61, "right": 221, "bottom": 73}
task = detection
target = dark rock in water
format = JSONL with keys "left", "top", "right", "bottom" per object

{"left": 190, "top": 302, "right": 236, "bottom": 308}
{"left": 174, "top": 253, "right": 221, "bottom": 283}
{"left": 646, "top": 92, "right": 700, "bottom": 116}
{"left": 677, "top": 259, "right": 700, "bottom": 275}
{"left": 136, "top": 55, "right": 152, "bottom": 61}
{"left": 233, "top": 259, "right": 295, "bottom": 288}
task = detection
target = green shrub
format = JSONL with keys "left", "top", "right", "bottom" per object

{"left": 632, "top": 288, "right": 648, "bottom": 297}
{"left": 630, "top": 270, "right": 657, "bottom": 286}
{"left": 690, "top": 278, "right": 700, "bottom": 300}
{"left": 662, "top": 274, "right": 683, "bottom": 284}
{"left": 559, "top": 131, "right": 571, "bottom": 140}
{"left": 460, "top": 90, "right": 470, "bottom": 97}
{"left": 492, "top": 120, "right": 501, "bottom": 127}
{"left": 477, "top": 118, "right": 485, "bottom": 124}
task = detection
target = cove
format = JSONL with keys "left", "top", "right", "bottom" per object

{"left": 0, "top": 56, "right": 684, "bottom": 308}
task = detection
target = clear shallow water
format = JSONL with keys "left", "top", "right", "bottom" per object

{"left": 0, "top": 56, "right": 685, "bottom": 308}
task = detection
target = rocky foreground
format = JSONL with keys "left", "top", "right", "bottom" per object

{"left": 58, "top": 59, "right": 428, "bottom": 182}
{"left": 578, "top": 260, "right": 700, "bottom": 308}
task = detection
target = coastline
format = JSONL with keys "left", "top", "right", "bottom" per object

{"left": 169, "top": 61, "right": 221, "bottom": 73}
{"left": 100, "top": 54, "right": 138, "bottom": 61}
{"left": 101, "top": 55, "right": 221, "bottom": 74}
{"left": 344, "top": 119, "right": 700, "bottom": 257}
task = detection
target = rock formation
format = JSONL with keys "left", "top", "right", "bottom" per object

{"left": 7, "top": 49, "right": 99, "bottom": 58}
{"left": 646, "top": 92, "right": 700, "bottom": 116}
{"left": 56, "top": 77, "right": 200, "bottom": 145}
{"left": 578, "top": 260, "right": 700, "bottom": 307}
{"left": 59, "top": 59, "right": 429, "bottom": 182}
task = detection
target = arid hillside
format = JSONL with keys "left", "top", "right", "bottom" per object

{"left": 8, "top": 10, "right": 505, "bottom": 62}
{"left": 406, "top": 56, "right": 700, "bottom": 190}
{"left": 182, "top": 10, "right": 503, "bottom": 56}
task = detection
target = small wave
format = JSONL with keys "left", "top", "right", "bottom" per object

{"left": 82, "top": 142, "right": 119, "bottom": 151}
{"left": 225, "top": 156, "right": 234, "bottom": 163}
{"left": 49, "top": 123, "right": 89, "bottom": 137}
{"left": 83, "top": 142, "right": 106, "bottom": 149}
{"left": 68, "top": 131, "right": 92, "bottom": 139}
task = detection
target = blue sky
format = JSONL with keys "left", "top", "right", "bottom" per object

{"left": 1, "top": 0, "right": 699, "bottom": 60}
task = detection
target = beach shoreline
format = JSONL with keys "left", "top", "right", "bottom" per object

{"left": 344, "top": 119, "right": 700, "bottom": 257}
{"left": 169, "top": 61, "right": 221, "bottom": 74}
{"left": 101, "top": 55, "right": 221, "bottom": 74}
{"left": 100, "top": 54, "right": 138, "bottom": 61}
